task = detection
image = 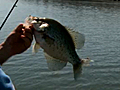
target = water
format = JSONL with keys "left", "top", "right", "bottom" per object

{"left": 0, "top": 0, "right": 120, "bottom": 90}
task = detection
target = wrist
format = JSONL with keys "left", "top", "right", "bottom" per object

{"left": 0, "top": 42, "right": 12, "bottom": 65}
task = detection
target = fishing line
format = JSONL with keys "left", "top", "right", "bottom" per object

{"left": 0, "top": 0, "right": 19, "bottom": 31}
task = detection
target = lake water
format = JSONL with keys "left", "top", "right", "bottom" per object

{"left": 0, "top": 0, "right": 120, "bottom": 90}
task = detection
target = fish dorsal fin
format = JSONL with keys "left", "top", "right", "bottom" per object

{"left": 44, "top": 52, "right": 67, "bottom": 71}
{"left": 66, "top": 27, "right": 85, "bottom": 49}
{"left": 32, "top": 42, "right": 41, "bottom": 54}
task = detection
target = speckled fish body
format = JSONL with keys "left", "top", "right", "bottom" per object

{"left": 25, "top": 15, "right": 86, "bottom": 80}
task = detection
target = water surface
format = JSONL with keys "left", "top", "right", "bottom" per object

{"left": 0, "top": 0, "right": 120, "bottom": 90}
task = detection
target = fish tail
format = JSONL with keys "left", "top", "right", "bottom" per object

{"left": 73, "top": 62, "right": 82, "bottom": 80}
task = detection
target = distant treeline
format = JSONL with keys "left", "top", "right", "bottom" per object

{"left": 89, "top": 0, "right": 120, "bottom": 1}
{"left": 22, "top": 0, "right": 120, "bottom": 2}
{"left": 54, "top": 0, "right": 120, "bottom": 1}
{"left": 68, "top": 0, "right": 120, "bottom": 2}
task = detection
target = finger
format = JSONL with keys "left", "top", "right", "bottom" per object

{"left": 23, "top": 28, "right": 33, "bottom": 40}
{"left": 21, "top": 32, "right": 33, "bottom": 43}
{"left": 21, "top": 36, "right": 32, "bottom": 48}
{"left": 14, "top": 24, "right": 24, "bottom": 32}
{"left": 24, "top": 32, "right": 33, "bottom": 42}
{"left": 24, "top": 27, "right": 33, "bottom": 35}
{"left": 29, "top": 25, "right": 35, "bottom": 31}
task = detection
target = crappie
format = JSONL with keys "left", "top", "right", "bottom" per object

{"left": 25, "top": 15, "right": 87, "bottom": 80}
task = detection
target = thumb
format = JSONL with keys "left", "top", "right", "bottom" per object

{"left": 14, "top": 24, "right": 23, "bottom": 32}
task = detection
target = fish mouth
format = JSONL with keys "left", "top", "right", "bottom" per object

{"left": 26, "top": 15, "right": 49, "bottom": 32}
{"left": 27, "top": 15, "right": 46, "bottom": 24}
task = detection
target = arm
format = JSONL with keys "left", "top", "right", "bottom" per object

{"left": 0, "top": 43, "right": 11, "bottom": 65}
{"left": 0, "top": 24, "right": 33, "bottom": 90}
{"left": 0, "top": 24, "right": 33, "bottom": 65}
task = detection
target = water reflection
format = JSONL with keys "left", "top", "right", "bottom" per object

{"left": 19, "top": 0, "right": 120, "bottom": 9}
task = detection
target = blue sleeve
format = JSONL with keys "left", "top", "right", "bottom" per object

{"left": 0, "top": 66, "right": 15, "bottom": 90}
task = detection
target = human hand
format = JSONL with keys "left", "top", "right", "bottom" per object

{"left": 2, "top": 24, "right": 33, "bottom": 56}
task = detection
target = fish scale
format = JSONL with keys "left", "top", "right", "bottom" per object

{"left": 47, "top": 33, "right": 77, "bottom": 63}
{"left": 43, "top": 22, "right": 77, "bottom": 62}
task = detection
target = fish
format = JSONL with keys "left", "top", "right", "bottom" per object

{"left": 25, "top": 15, "right": 90, "bottom": 80}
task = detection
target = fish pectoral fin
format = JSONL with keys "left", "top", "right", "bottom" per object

{"left": 66, "top": 27, "right": 85, "bottom": 49}
{"left": 44, "top": 52, "right": 67, "bottom": 71}
{"left": 32, "top": 42, "right": 40, "bottom": 54}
